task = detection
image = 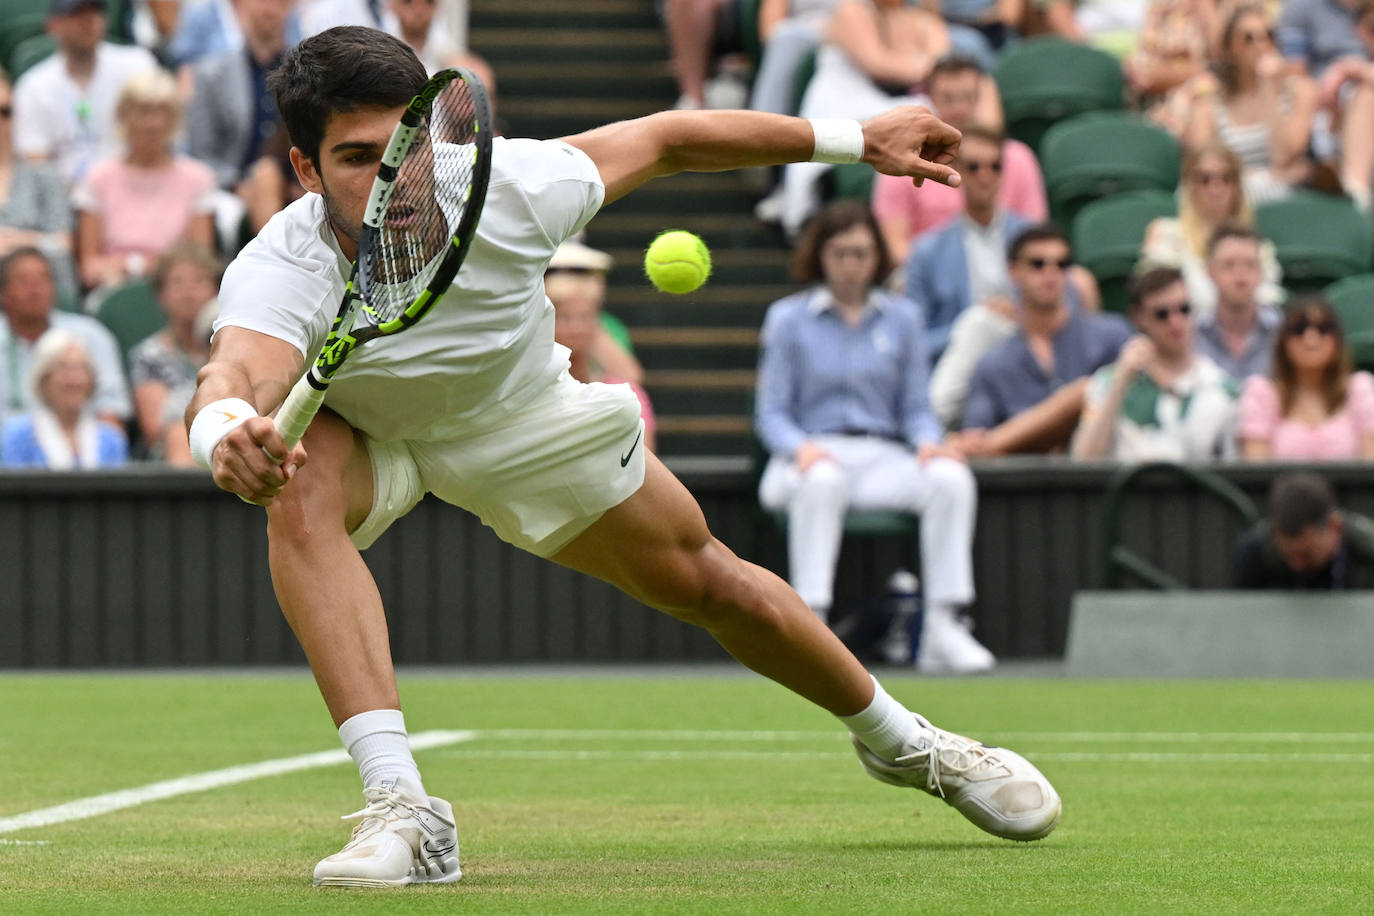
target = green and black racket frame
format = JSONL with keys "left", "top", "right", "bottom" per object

{"left": 275, "top": 67, "right": 494, "bottom": 448}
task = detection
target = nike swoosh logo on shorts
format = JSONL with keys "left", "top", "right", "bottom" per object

{"left": 620, "top": 430, "right": 643, "bottom": 467}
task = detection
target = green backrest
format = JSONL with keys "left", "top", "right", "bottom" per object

{"left": 1255, "top": 192, "right": 1374, "bottom": 291}
{"left": 0, "top": 12, "right": 47, "bottom": 70}
{"left": 826, "top": 164, "right": 875, "bottom": 202}
{"left": 1072, "top": 190, "right": 1178, "bottom": 313}
{"left": 7, "top": 33, "right": 56, "bottom": 80}
{"left": 1040, "top": 113, "right": 1180, "bottom": 226}
{"left": 1324, "top": 273, "right": 1374, "bottom": 370}
{"left": 94, "top": 279, "right": 166, "bottom": 365}
{"left": 994, "top": 38, "right": 1125, "bottom": 152}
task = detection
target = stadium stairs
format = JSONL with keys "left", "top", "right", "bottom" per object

{"left": 469, "top": 0, "right": 790, "bottom": 460}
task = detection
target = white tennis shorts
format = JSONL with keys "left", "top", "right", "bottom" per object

{"left": 348, "top": 372, "right": 647, "bottom": 557}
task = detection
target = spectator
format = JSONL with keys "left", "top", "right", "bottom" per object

{"left": 168, "top": 0, "right": 303, "bottom": 72}
{"left": 1034, "top": 0, "right": 1147, "bottom": 54}
{"left": 0, "top": 247, "right": 130, "bottom": 425}
{"left": 129, "top": 241, "right": 220, "bottom": 463}
{"left": 1307, "top": 0, "right": 1374, "bottom": 212}
{"left": 544, "top": 240, "right": 655, "bottom": 452}
{"left": 0, "top": 71, "right": 78, "bottom": 305}
{"left": 1177, "top": 4, "right": 1316, "bottom": 203}
{"left": 950, "top": 224, "right": 1131, "bottom": 453}
{"left": 1276, "top": 0, "right": 1366, "bottom": 79}
{"left": 11, "top": 0, "right": 161, "bottom": 186}
{"left": 748, "top": 0, "right": 842, "bottom": 118}
{"left": 920, "top": 0, "right": 1020, "bottom": 70}
{"left": 1141, "top": 143, "right": 1284, "bottom": 316}
{"left": 872, "top": 55, "right": 1045, "bottom": 266}
{"left": 661, "top": 0, "right": 751, "bottom": 111}
{"left": 1126, "top": 0, "right": 1217, "bottom": 101}
{"left": 1192, "top": 224, "right": 1280, "bottom": 379}
{"left": 187, "top": 0, "right": 301, "bottom": 240}
{"left": 754, "top": 200, "right": 994, "bottom": 673}
{"left": 1072, "top": 266, "right": 1238, "bottom": 460}
{"left": 904, "top": 125, "right": 1034, "bottom": 363}
{"left": 73, "top": 69, "right": 217, "bottom": 292}
{"left": 384, "top": 0, "right": 495, "bottom": 89}
{"left": 0, "top": 328, "right": 128, "bottom": 468}
{"left": 1231, "top": 470, "right": 1374, "bottom": 588}
{"left": 776, "top": 0, "right": 950, "bottom": 237}
{"left": 1238, "top": 295, "right": 1374, "bottom": 460}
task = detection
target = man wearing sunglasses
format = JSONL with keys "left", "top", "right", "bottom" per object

{"left": 1071, "top": 266, "right": 1238, "bottom": 461}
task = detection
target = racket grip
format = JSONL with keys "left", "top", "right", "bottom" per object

{"left": 275, "top": 373, "right": 328, "bottom": 449}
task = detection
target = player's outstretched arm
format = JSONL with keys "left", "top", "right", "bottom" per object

{"left": 562, "top": 107, "right": 962, "bottom": 205}
{"left": 186, "top": 327, "right": 308, "bottom": 506}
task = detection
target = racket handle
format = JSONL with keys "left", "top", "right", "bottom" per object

{"left": 276, "top": 372, "right": 329, "bottom": 449}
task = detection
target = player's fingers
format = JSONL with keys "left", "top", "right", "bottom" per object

{"left": 907, "top": 157, "right": 961, "bottom": 188}
{"left": 244, "top": 416, "right": 291, "bottom": 465}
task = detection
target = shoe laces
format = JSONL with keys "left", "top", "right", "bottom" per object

{"left": 895, "top": 729, "right": 998, "bottom": 798}
{"left": 340, "top": 786, "right": 416, "bottom": 844}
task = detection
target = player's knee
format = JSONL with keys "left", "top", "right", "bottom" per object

{"left": 266, "top": 414, "right": 360, "bottom": 543}
{"left": 679, "top": 540, "right": 779, "bottom": 631}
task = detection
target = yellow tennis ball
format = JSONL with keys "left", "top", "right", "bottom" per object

{"left": 644, "top": 230, "right": 712, "bottom": 294}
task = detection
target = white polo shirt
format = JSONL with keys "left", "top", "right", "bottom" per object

{"left": 214, "top": 136, "right": 606, "bottom": 443}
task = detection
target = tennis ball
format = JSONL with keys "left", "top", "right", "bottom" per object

{"left": 644, "top": 230, "right": 711, "bottom": 294}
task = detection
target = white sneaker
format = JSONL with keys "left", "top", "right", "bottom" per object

{"left": 313, "top": 786, "right": 462, "bottom": 888}
{"left": 916, "top": 607, "right": 995, "bottom": 674}
{"left": 851, "top": 713, "right": 1061, "bottom": 841}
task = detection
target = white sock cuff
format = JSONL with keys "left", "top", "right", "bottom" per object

{"left": 338, "top": 708, "right": 408, "bottom": 751}
{"left": 840, "top": 676, "right": 899, "bottom": 730}
{"left": 838, "top": 676, "right": 914, "bottom": 761}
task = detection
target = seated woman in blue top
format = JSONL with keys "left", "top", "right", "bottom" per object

{"left": 1, "top": 329, "right": 128, "bottom": 469}
{"left": 754, "top": 200, "right": 994, "bottom": 674}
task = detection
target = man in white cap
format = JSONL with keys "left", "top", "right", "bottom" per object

{"left": 544, "top": 238, "right": 645, "bottom": 388}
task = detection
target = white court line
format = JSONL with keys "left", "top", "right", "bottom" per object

{"left": 470, "top": 728, "right": 1374, "bottom": 743}
{"left": 0, "top": 729, "right": 477, "bottom": 836}
{"left": 441, "top": 748, "right": 1374, "bottom": 764}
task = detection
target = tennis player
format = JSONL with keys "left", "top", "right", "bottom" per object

{"left": 186, "top": 27, "right": 1061, "bottom": 887}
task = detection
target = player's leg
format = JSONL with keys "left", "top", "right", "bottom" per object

{"left": 264, "top": 410, "right": 460, "bottom": 886}
{"left": 550, "top": 451, "right": 1060, "bottom": 841}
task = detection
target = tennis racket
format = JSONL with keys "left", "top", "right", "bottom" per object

{"left": 274, "top": 67, "right": 494, "bottom": 447}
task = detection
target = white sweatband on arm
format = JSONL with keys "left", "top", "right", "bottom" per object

{"left": 189, "top": 398, "right": 258, "bottom": 470}
{"left": 808, "top": 118, "right": 865, "bottom": 164}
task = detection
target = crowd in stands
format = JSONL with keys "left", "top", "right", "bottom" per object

{"left": 0, "top": 0, "right": 490, "bottom": 468}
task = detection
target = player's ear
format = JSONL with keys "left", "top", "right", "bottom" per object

{"left": 290, "top": 147, "right": 324, "bottom": 195}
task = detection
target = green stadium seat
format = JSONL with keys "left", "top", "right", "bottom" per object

{"left": 1039, "top": 113, "right": 1180, "bottom": 227}
{"left": 1255, "top": 192, "right": 1374, "bottom": 292}
{"left": 7, "top": 33, "right": 56, "bottom": 81}
{"left": 1072, "top": 190, "right": 1178, "bottom": 313}
{"left": 1324, "top": 273, "right": 1374, "bottom": 371}
{"left": 0, "top": 13, "right": 47, "bottom": 72}
{"left": 94, "top": 279, "right": 165, "bottom": 365}
{"left": 826, "top": 163, "right": 875, "bottom": 202}
{"left": 994, "top": 38, "right": 1125, "bottom": 153}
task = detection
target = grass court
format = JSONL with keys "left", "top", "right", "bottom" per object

{"left": 3, "top": 672, "right": 1372, "bottom": 913}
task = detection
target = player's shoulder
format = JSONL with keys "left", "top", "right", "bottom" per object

{"left": 233, "top": 195, "right": 335, "bottom": 271}
{"left": 490, "top": 136, "right": 601, "bottom": 190}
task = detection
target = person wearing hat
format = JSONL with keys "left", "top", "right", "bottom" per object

{"left": 11, "top": 0, "right": 161, "bottom": 187}
{"left": 546, "top": 239, "right": 656, "bottom": 452}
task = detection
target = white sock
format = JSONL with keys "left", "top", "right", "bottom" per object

{"left": 837, "top": 676, "right": 922, "bottom": 762}
{"left": 338, "top": 709, "right": 427, "bottom": 799}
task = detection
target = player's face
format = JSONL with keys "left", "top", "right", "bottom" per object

{"left": 1136, "top": 281, "right": 1193, "bottom": 359}
{"left": 292, "top": 104, "right": 409, "bottom": 259}
{"left": 1274, "top": 518, "right": 1341, "bottom": 574}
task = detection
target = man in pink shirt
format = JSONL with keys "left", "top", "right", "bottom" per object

{"left": 872, "top": 55, "right": 1047, "bottom": 266}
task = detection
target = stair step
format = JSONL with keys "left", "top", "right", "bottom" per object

{"left": 471, "top": 0, "right": 658, "bottom": 29}
{"left": 648, "top": 386, "right": 753, "bottom": 416}
{"left": 475, "top": 28, "right": 667, "bottom": 63}
{"left": 644, "top": 369, "right": 755, "bottom": 388}
{"left": 609, "top": 301, "right": 771, "bottom": 329}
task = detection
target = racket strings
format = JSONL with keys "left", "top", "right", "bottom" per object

{"left": 360, "top": 76, "right": 480, "bottom": 323}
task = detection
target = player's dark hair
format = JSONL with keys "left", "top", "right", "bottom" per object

{"left": 0, "top": 246, "right": 52, "bottom": 295}
{"left": 1128, "top": 266, "right": 1185, "bottom": 310}
{"left": 791, "top": 199, "right": 893, "bottom": 286}
{"left": 1206, "top": 222, "right": 1262, "bottom": 259}
{"left": 1269, "top": 472, "right": 1336, "bottom": 537}
{"left": 929, "top": 54, "right": 984, "bottom": 84}
{"left": 268, "top": 26, "right": 427, "bottom": 165}
{"left": 1008, "top": 223, "right": 1070, "bottom": 264}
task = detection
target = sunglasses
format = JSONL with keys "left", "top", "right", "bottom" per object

{"left": 1191, "top": 169, "right": 1236, "bottom": 186}
{"left": 963, "top": 160, "right": 1002, "bottom": 174}
{"left": 1022, "top": 257, "right": 1072, "bottom": 271}
{"left": 1150, "top": 302, "right": 1192, "bottom": 322}
{"left": 1287, "top": 317, "right": 1336, "bottom": 337}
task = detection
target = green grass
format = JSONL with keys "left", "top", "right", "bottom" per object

{"left": 2, "top": 673, "right": 1372, "bottom": 913}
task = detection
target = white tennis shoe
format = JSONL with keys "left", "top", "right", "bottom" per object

{"left": 851, "top": 713, "right": 1061, "bottom": 841}
{"left": 313, "top": 785, "right": 461, "bottom": 888}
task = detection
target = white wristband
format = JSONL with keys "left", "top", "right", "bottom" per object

{"left": 808, "top": 118, "right": 865, "bottom": 164}
{"left": 189, "top": 398, "right": 258, "bottom": 470}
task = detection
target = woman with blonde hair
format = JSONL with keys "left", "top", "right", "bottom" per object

{"left": 0, "top": 329, "right": 128, "bottom": 468}
{"left": 1142, "top": 142, "right": 1283, "bottom": 316}
{"left": 73, "top": 67, "right": 217, "bottom": 292}
{"left": 1237, "top": 296, "right": 1374, "bottom": 460}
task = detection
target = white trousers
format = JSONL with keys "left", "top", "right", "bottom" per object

{"left": 758, "top": 435, "right": 977, "bottom": 614}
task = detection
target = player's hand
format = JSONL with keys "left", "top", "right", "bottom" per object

{"left": 794, "top": 440, "right": 835, "bottom": 472}
{"left": 1116, "top": 335, "right": 1157, "bottom": 378}
{"left": 862, "top": 106, "right": 962, "bottom": 189}
{"left": 210, "top": 417, "right": 309, "bottom": 506}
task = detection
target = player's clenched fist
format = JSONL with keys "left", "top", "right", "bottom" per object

{"left": 189, "top": 398, "right": 308, "bottom": 506}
